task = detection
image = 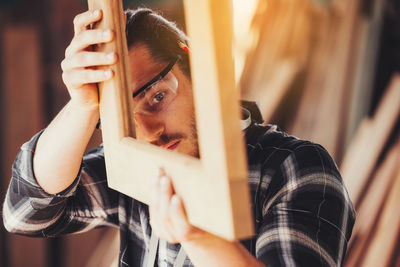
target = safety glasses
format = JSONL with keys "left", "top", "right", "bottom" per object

{"left": 132, "top": 57, "right": 180, "bottom": 115}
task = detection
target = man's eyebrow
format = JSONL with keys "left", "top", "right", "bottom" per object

{"left": 132, "top": 57, "right": 179, "bottom": 98}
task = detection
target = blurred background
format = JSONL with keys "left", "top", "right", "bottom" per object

{"left": 0, "top": 0, "right": 399, "bottom": 266}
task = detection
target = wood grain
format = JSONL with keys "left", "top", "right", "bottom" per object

{"left": 345, "top": 136, "right": 400, "bottom": 266}
{"left": 357, "top": 162, "right": 400, "bottom": 267}
{"left": 87, "top": 0, "right": 253, "bottom": 240}
{"left": 341, "top": 75, "right": 400, "bottom": 205}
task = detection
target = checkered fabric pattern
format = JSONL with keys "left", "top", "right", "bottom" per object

{"left": 3, "top": 123, "right": 355, "bottom": 267}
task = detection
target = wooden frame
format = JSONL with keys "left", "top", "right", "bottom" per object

{"left": 87, "top": 0, "right": 254, "bottom": 240}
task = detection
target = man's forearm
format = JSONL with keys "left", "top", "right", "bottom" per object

{"left": 33, "top": 100, "right": 99, "bottom": 194}
{"left": 181, "top": 233, "right": 266, "bottom": 267}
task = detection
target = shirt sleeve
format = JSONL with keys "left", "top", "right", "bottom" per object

{"left": 2, "top": 130, "right": 120, "bottom": 237}
{"left": 254, "top": 143, "right": 356, "bottom": 267}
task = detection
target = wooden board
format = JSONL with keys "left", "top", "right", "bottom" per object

{"left": 341, "top": 75, "right": 400, "bottom": 204}
{"left": 288, "top": 0, "right": 362, "bottom": 160}
{"left": 344, "top": 136, "right": 400, "bottom": 266}
{"left": 239, "top": 0, "right": 310, "bottom": 123}
{"left": 87, "top": 0, "right": 253, "bottom": 240}
{"left": 357, "top": 162, "right": 400, "bottom": 267}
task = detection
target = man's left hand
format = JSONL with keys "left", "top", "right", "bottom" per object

{"left": 149, "top": 169, "right": 206, "bottom": 244}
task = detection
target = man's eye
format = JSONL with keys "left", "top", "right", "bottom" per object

{"left": 153, "top": 92, "right": 165, "bottom": 103}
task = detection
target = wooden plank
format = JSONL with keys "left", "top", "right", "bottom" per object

{"left": 239, "top": 0, "right": 310, "bottom": 123}
{"left": 344, "top": 136, "right": 400, "bottom": 266}
{"left": 255, "top": 60, "right": 300, "bottom": 123}
{"left": 88, "top": 0, "right": 253, "bottom": 240}
{"left": 1, "top": 25, "right": 46, "bottom": 267}
{"left": 289, "top": 0, "right": 362, "bottom": 159}
{"left": 341, "top": 75, "right": 400, "bottom": 204}
{"left": 345, "top": 0, "right": 387, "bottom": 147}
{"left": 357, "top": 162, "right": 400, "bottom": 267}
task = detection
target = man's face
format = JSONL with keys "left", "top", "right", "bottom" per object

{"left": 129, "top": 44, "right": 199, "bottom": 158}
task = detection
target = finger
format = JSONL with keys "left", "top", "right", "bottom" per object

{"left": 62, "top": 69, "right": 113, "bottom": 88}
{"left": 149, "top": 200, "right": 176, "bottom": 243}
{"left": 66, "top": 29, "right": 113, "bottom": 58}
{"left": 159, "top": 176, "right": 173, "bottom": 219}
{"left": 61, "top": 51, "right": 117, "bottom": 71}
{"left": 149, "top": 175, "right": 161, "bottom": 216}
{"left": 168, "top": 195, "right": 192, "bottom": 242}
{"left": 73, "top": 10, "right": 102, "bottom": 36}
{"left": 170, "top": 195, "right": 206, "bottom": 243}
{"left": 170, "top": 195, "right": 191, "bottom": 230}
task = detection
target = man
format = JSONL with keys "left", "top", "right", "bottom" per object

{"left": 3, "top": 8, "right": 355, "bottom": 267}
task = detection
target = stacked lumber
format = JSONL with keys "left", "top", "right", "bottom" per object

{"left": 240, "top": 0, "right": 400, "bottom": 265}
{"left": 240, "top": 0, "right": 312, "bottom": 123}
{"left": 286, "top": 0, "right": 364, "bottom": 160}
{"left": 342, "top": 75, "right": 400, "bottom": 267}
{"left": 240, "top": 0, "right": 369, "bottom": 161}
{"left": 341, "top": 76, "right": 400, "bottom": 204}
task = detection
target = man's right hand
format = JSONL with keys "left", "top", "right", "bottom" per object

{"left": 61, "top": 9, "right": 117, "bottom": 109}
{"left": 33, "top": 9, "right": 118, "bottom": 194}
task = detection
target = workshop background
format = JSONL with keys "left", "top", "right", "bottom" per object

{"left": 1, "top": 0, "right": 399, "bottom": 266}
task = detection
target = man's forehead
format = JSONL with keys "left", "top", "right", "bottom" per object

{"left": 128, "top": 44, "right": 165, "bottom": 94}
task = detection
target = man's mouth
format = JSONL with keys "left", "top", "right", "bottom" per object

{"left": 162, "top": 140, "right": 181, "bottom": 150}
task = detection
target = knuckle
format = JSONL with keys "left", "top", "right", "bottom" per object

{"left": 65, "top": 47, "right": 71, "bottom": 58}
{"left": 73, "top": 15, "right": 81, "bottom": 26}
{"left": 60, "top": 59, "right": 66, "bottom": 71}
{"left": 61, "top": 72, "right": 70, "bottom": 84}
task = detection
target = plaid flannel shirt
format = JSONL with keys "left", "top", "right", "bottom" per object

{"left": 3, "top": 123, "right": 355, "bottom": 267}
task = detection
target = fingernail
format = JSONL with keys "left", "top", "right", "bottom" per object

{"left": 104, "top": 70, "right": 112, "bottom": 78}
{"left": 107, "top": 53, "right": 115, "bottom": 61}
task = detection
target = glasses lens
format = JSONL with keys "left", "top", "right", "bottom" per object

{"left": 133, "top": 71, "right": 178, "bottom": 114}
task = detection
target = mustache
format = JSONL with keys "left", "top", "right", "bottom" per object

{"left": 151, "top": 133, "right": 185, "bottom": 147}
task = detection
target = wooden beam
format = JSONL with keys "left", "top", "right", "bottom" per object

{"left": 88, "top": 0, "right": 253, "bottom": 240}
{"left": 358, "top": 161, "right": 400, "bottom": 267}
{"left": 341, "top": 75, "right": 400, "bottom": 204}
{"left": 289, "top": 0, "right": 362, "bottom": 159}
{"left": 239, "top": 0, "right": 309, "bottom": 123}
{"left": 345, "top": 135, "right": 400, "bottom": 266}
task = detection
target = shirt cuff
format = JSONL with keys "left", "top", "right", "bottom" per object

{"left": 11, "top": 130, "right": 81, "bottom": 198}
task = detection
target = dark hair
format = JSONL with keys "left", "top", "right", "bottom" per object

{"left": 125, "top": 8, "right": 191, "bottom": 78}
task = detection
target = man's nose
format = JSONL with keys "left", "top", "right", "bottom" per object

{"left": 134, "top": 113, "right": 165, "bottom": 142}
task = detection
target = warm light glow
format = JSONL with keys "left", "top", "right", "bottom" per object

{"left": 233, "top": 0, "right": 258, "bottom": 40}
{"left": 232, "top": 0, "right": 259, "bottom": 84}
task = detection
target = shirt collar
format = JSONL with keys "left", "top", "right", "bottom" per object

{"left": 241, "top": 107, "right": 252, "bottom": 131}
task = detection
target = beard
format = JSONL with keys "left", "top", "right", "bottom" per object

{"left": 189, "top": 115, "right": 199, "bottom": 158}
{"left": 150, "top": 113, "right": 199, "bottom": 158}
